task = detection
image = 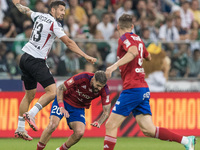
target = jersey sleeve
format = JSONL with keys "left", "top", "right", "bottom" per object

{"left": 101, "top": 85, "right": 111, "bottom": 105}
{"left": 64, "top": 77, "right": 76, "bottom": 89}
{"left": 121, "top": 35, "right": 137, "bottom": 52}
{"left": 31, "top": 12, "right": 42, "bottom": 22}
{"left": 53, "top": 21, "right": 66, "bottom": 38}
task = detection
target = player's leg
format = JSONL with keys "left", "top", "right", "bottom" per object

{"left": 103, "top": 113, "right": 126, "bottom": 150}
{"left": 58, "top": 102, "right": 86, "bottom": 150}
{"left": 136, "top": 114, "right": 196, "bottom": 150}
{"left": 59, "top": 121, "right": 85, "bottom": 150}
{"left": 37, "top": 98, "right": 64, "bottom": 150}
{"left": 37, "top": 116, "right": 61, "bottom": 150}
{"left": 24, "top": 58, "right": 56, "bottom": 131}
{"left": 15, "top": 80, "right": 37, "bottom": 141}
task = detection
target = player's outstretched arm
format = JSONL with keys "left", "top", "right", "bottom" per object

{"left": 60, "top": 36, "right": 97, "bottom": 64}
{"left": 105, "top": 46, "right": 138, "bottom": 78}
{"left": 12, "top": 0, "right": 33, "bottom": 17}
{"left": 57, "top": 83, "right": 69, "bottom": 118}
{"left": 91, "top": 103, "right": 111, "bottom": 128}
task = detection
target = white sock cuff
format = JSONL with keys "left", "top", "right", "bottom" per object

{"left": 105, "top": 135, "right": 117, "bottom": 143}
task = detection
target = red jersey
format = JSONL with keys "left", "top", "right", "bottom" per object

{"left": 117, "top": 32, "right": 149, "bottom": 90}
{"left": 63, "top": 72, "right": 110, "bottom": 109}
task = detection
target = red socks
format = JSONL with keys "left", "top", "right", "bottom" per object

{"left": 155, "top": 127, "right": 182, "bottom": 143}
{"left": 60, "top": 143, "right": 70, "bottom": 150}
{"left": 104, "top": 135, "right": 117, "bottom": 150}
{"left": 37, "top": 142, "right": 46, "bottom": 150}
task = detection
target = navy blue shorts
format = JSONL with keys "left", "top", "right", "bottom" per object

{"left": 112, "top": 87, "right": 152, "bottom": 117}
{"left": 50, "top": 97, "right": 86, "bottom": 129}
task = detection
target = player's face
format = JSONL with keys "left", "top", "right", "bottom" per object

{"left": 92, "top": 80, "right": 105, "bottom": 93}
{"left": 55, "top": 5, "right": 65, "bottom": 21}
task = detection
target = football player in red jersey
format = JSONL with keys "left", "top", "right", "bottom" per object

{"left": 36, "top": 71, "right": 111, "bottom": 150}
{"left": 103, "top": 14, "right": 196, "bottom": 150}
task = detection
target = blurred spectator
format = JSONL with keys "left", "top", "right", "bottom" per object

{"left": 110, "top": 0, "right": 124, "bottom": 12}
{"left": 0, "top": 0, "right": 9, "bottom": 24}
{"left": 64, "top": 15, "right": 79, "bottom": 38}
{"left": 141, "top": 28, "right": 153, "bottom": 48}
{"left": 65, "top": 0, "right": 88, "bottom": 26}
{"left": 158, "top": 15, "right": 180, "bottom": 41}
{"left": 134, "top": 0, "right": 147, "bottom": 21}
{"left": 97, "top": 12, "right": 114, "bottom": 40}
{"left": 82, "top": 0, "right": 93, "bottom": 16}
{"left": 170, "top": 44, "right": 189, "bottom": 77}
{"left": 0, "top": 16, "right": 17, "bottom": 38}
{"left": 189, "top": 29, "right": 200, "bottom": 52}
{"left": 115, "top": 0, "right": 134, "bottom": 23}
{"left": 105, "top": 29, "right": 118, "bottom": 67}
{"left": 187, "top": 49, "right": 200, "bottom": 77}
{"left": 57, "top": 49, "right": 80, "bottom": 76}
{"left": 93, "top": 0, "right": 107, "bottom": 21}
{"left": 143, "top": 48, "right": 170, "bottom": 92}
{"left": 0, "top": 42, "right": 9, "bottom": 77}
{"left": 84, "top": 62, "right": 96, "bottom": 73}
{"left": 12, "top": 19, "right": 33, "bottom": 57}
{"left": 79, "top": 43, "right": 103, "bottom": 71}
{"left": 148, "top": 17, "right": 159, "bottom": 42}
{"left": 171, "top": 5, "right": 181, "bottom": 17}
{"left": 94, "top": 30, "right": 111, "bottom": 61}
{"left": 174, "top": 16, "right": 189, "bottom": 40}
{"left": 5, "top": 51, "right": 21, "bottom": 77}
{"left": 180, "top": 1, "right": 194, "bottom": 29}
{"left": 190, "top": 0, "right": 200, "bottom": 25}
{"left": 34, "top": 0, "right": 48, "bottom": 13}
{"left": 88, "top": 14, "right": 99, "bottom": 37}
{"left": 190, "top": 20, "right": 200, "bottom": 40}
{"left": 146, "top": 0, "right": 164, "bottom": 25}
{"left": 8, "top": 0, "right": 30, "bottom": 33}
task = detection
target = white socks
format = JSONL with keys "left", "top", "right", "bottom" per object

{"left": 181, "top": 136, "right": 189, "bottom": 145}
{"left": 28, "top": 102, "right": 43, "bottom": 117}
{"left": 17, "top": 116, "right": 25, "bottom": 131}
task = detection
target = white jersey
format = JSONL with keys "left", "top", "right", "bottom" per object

{"left": 22, "top": 12, "right": 66, "bottom": 59}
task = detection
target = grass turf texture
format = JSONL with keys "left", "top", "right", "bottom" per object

{"left": 0, "top": 137, "right": 199, "bottom": 150}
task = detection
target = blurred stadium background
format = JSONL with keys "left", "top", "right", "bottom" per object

{"left": 0, "top": 0, "right": 200, "bottom": 149}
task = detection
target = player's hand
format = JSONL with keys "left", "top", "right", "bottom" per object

{"left": 85, "top": 55, "right": 97, "bottom": 64}
{"left": 91, "top": 121, "right": 100, "bottom": 128}
{"left": 105, "top": 65, "right": 117, "bottom": 79}
{"left": 12, "top": 0, "right": 20, "bottom": 5}
{"left": 60, "top": 107, "right": 70, "bottom": 118}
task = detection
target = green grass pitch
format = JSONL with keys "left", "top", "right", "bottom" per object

{"left": 0, "top": 137, "right": 199, "bottom": 150}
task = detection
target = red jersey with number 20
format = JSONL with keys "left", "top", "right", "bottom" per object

{"left": 117, "top": 32, "right": 149, "bottom": 90}
{"left": 63, "top": 72, "right": 110, "bottom": 109}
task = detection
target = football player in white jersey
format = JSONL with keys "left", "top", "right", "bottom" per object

{"left": 12, "top": 0, "right": 97, "bottom": 141}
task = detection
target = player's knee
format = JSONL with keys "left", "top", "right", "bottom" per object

{"left": 141, "top": 128, "right": 154, "bottom": 137}
{"left": 48, "top": 122, "right": 58, "bottom": 133}
{"left": 46, "top": 90, "right": 56, "bottom": 100}
{"left": 74, "top": 130, "right": 84, "bottom": 139}
{"left": 25, "top": 92, "right": 35, "bottom": 101}
{"left": 105, "top": 121, "right": 116, "bottom": 130}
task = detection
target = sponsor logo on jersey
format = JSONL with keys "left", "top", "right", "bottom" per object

{"left": 76, "top": 89, "right": 91, "bottom": 99}
{"left": 135, "top": 68, "right": 144, "bottom": 73}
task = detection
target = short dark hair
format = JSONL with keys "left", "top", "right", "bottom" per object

{"left": 94, "top": 70, "right": 107, "bottom": 85}
{"left": 118, "top": 14, "right": 133, "bottom": 30}
{"left": 50, "top": 1, "right": 66, "bottom": 10}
